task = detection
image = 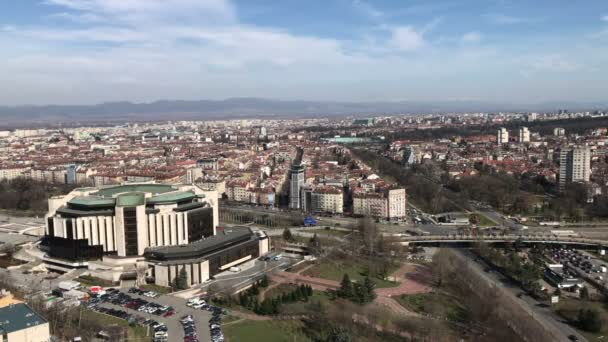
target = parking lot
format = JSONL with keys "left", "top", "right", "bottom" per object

{"left": 89, "top": 287, "right": 213, "bottom": 342}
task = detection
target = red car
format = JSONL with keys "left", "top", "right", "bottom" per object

{"left": 163, "top": 310, "right": 175, "bottom": 317}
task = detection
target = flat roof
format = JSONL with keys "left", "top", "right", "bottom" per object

{"left": 93, "top": 184, "right": 175, "bottom": 198}
{"left": 0, "top": 303, "right": 47, "bottom": 334}
{"left": 116, "top": 193, "right": 145, "bottom": 207}
{"left": 145, "top": 226, "right": 255, "bottom": 260}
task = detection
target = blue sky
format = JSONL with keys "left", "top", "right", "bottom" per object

{"left": 0, "top": 0, "right": 607, "bottom": 105}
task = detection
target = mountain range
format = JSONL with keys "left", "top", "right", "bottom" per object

{"left": 1, "top": 97, "right": 607, "bottom": 129}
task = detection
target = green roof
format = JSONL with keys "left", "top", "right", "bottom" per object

{"left": 94, "top": 184, "right": 175, "bottom": 198}
{"left": 0, "top": 303, "right": 47, "bottom": 334}
{"left": 116, "top": 192, "right": 146, "bottom": 207}
{"left": 68, "top": 196, "right": 116, "bottom": 208}
{"left": 148, "top": 191, "right": 196, "bottom": 204}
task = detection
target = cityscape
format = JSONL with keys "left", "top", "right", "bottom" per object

{"left": 1, "top": 1, "right": 608, "bottom": 342}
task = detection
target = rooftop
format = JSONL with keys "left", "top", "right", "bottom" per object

{"left": 0, "top": 303, "right": 47, "bottom": 334}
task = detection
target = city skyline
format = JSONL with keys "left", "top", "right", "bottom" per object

{"left": 1, "top": 0, "right": 607, "bottom": 106}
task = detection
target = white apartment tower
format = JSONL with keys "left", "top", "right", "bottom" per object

{"left": 518, "top": 127, "right": 530, "bottom": 143}
{"left": 497, "top": 127, "right": 509, "bottom": 144}
{"left": 559, "top": 147, "right": 591, "bottom": 190}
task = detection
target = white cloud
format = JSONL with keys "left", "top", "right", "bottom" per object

{"left": 462, "top": 31, "right": 482, "bottom": 43}
{"left": 602, "top": 15, "right": 608, "bottom": 22}
{"left": 388, "top": 26, "right": 425, "bottom": 52}
{"left": 48, "top": 12, "right": 105, "bottom": 23}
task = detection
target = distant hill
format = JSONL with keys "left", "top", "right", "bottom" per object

{"left": 0, "top": 97, "right": 606, "bottom": 129}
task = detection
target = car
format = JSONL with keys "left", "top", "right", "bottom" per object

{"left": 568, "top": 335, "right": 579, "bottom": 341}
{"left": 163, "top": 310, "right": 175, "bottom": 317}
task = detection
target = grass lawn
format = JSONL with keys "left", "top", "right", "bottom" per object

{"left": 285, "top": 261, "right": 312, "bottom": 273}
{"left": 0, "top": 255, "right": 26, "bottom": 268}
{"left": 311, "top": 228, "right": 350, "bottom": 236}
{"left": 553, "top": 297, "right": 608, "bottom": 341}
{"left": 395, "top": 292, "right": 470, "bottom": 323}
{"left": 303, "top": 259, "right": 399, "bottom": 288}
{"left": 476, "top": 213, "right": 498, "bottom": 227}
{"left": 82, "top": 309, "right": 149, "bottom": 340}
{"left": 76, "top": 275, "right": 115, "bottom": 287}
{"left": 139, "top": 284, "right": 172, "bottom": 294}
{"left": 278, "top": 290, "right": 333, "bottom": 315}
{"left": 224, "top": 319, "right": 308, "bottom": 342}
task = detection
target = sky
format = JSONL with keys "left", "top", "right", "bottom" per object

{"left": 0, "top": 0, "right": 607, "bottom": 106}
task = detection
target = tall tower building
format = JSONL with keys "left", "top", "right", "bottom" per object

{"left": 559, "top": 147, "right": 591, "bottom": 190}
{"left": 518, "top": 127, "right": 530, "bottom": 143}
{"left": 289, "top": 164, "right": 305, "bottom": 209}
{"left": 497, "top": 127, "right": 509, "bottom": 144}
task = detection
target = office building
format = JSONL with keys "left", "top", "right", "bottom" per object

{"left": 554, "top": 127, "right": 566, "bottom": 137}
{"left": 289, "top": 164, "right": 305, "bottom": 209}
{"left": 559, "top": 147, "right": 591, "bottom": 190}
{"left": 0, "top": 303, "right": 49, "bottom": 342}
{"left": 497, "top": 127, "right": 509, "bottom": 144}
{"left": 518, "top": 127, "right": 530, "bottom": 143}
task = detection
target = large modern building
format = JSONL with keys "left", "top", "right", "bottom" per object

{"left": 559, "top": 147, "right": 591, "bottom": 191}
{"left": 144, "top": 226, "right": 269, "bottom": 287}
{"left": 43, "top": 183, "right": 219, "bottom": 277}
{"left": 289, "top": 164, "right": 305, "bottom": 209}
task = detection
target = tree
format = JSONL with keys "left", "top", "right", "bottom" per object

{"left": 176, "top": 267, "right": 189, "bottom": 290}
{"left": 578, "top": 308, "right": 603, "bottom": 332}
{"left": 362, "top": 276, "right": 377, "bottom": 302}
{"left": 325, "top": 327, "right": 352, "bottom": 342}
{"left": 259, "top": 274, "right": 269, "bottom": 288}
{"left": 338, "top": 273, "right": 354, "bottom": 299}
{"left": 580, "top": 287, "right": 589, "bottom": 300}
{"left": 283, "top": 228, "right": 294, "bottom": 242}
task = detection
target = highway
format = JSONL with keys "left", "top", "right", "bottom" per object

{"left": 456, "top": 249, "right": 587, "bottom": 342}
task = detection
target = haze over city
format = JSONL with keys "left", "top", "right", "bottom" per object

{"left": 1, "top": 0, "right": 608, "bottom": 105}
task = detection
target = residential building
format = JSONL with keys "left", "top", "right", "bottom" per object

{"left": 554, "top": 127, "right": 566, "bottom": 137}
{"left": 497, "top": 127, "right": 509, "bottom": 144}
{"left": 518, "top": 127, "right": 530, "bottom": 143}
{"left": 289, "top": 164, "right": 305, "bottom": 209}
{"left": 559, "top": 147, "right": 591, "bottom": 190}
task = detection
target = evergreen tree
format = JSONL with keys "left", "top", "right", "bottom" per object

{"left": 578, "top": 308, "right": 603, "bottom": 332}
{"left": 283, "top": 228, "right": 294, "bottom": 242}
{"left": 363, "top": 276, "right": 377, "bottom": 301}
{"left": 580, "top": 286, "right": 589, "bottom": 300}
{"left": 260, "top": 274, "right": 269, "bottom": 288}
{"left": 326, "top": 327, "right": 352, "bottom": 342}
{"left": 338, "top": 273, "right": 354, "bottom": 299}
{"left": 176, "top": 267, "right": 189, "bottom": 290}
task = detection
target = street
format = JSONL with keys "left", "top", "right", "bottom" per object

{"left": 458, "top": 249, "right": 587, "bottom": 342}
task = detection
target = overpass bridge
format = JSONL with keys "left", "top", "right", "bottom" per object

{"left": 398, "top": 234, "right": 608, "bottom": 248}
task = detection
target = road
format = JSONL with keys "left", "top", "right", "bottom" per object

{"left": 458, "top": 249, "right": 587, "bottom": 342}
{"left": 197, "top": 258, "right": 294, "bottom": 295}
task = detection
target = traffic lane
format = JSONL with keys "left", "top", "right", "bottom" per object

{"left": 201, "top": 258, "right": 292, "bottom": 293}
{"left": 460, "top": 250, "right": 587, "bottom": 342}
{"left": 113, "top": 289, "right": 212, "bottom": 342}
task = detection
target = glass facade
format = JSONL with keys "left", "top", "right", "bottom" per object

{"left": 123, "top": 207, "right": 139, "bottom": 256}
